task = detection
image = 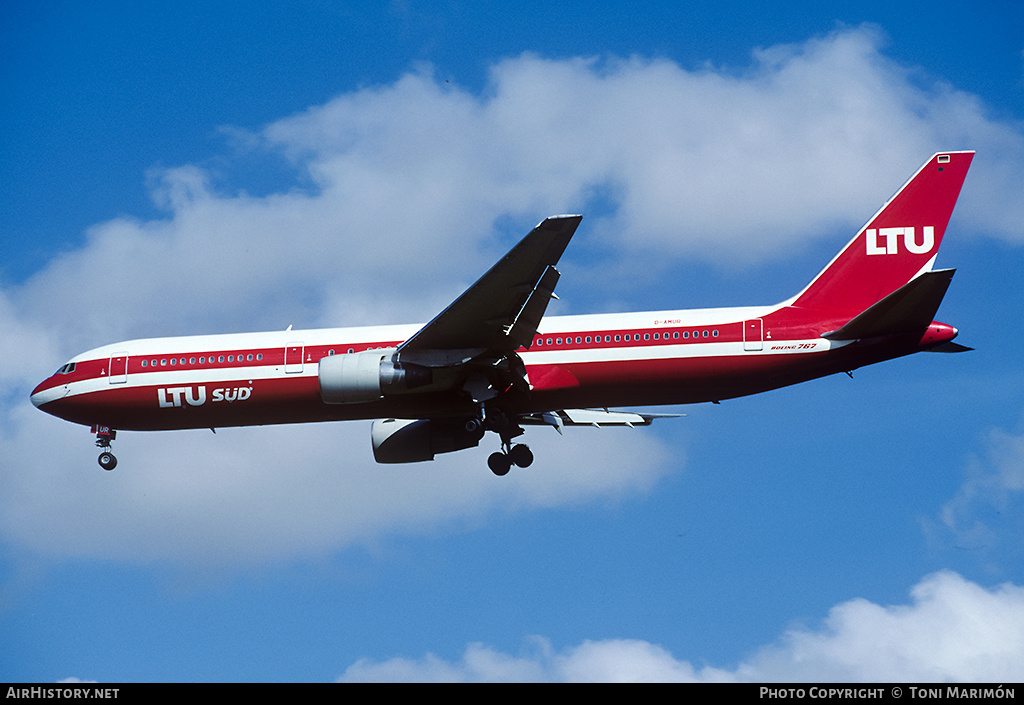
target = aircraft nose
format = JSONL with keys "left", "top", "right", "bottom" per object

{"left": 30, "top": 377, "right": 68, "bottom": 409}
{"left": 30, "top": 380, "right": 48, "bottom": 408}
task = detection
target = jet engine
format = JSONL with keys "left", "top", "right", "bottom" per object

{"left": 371, "top": 417, "right": 485, "bottom": 463}
{"left": 318, "top": 349, "right": 432, "bottom": 404}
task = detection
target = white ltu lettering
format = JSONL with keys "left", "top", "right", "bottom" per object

{"left": 877, "top": 227, "right": 903, "bottom": 254}
{"left": 185, "top": 386, "right": 207, "bottom": 406}
{"left": 865, "top": 226, "right": 935, "bottom": 255}
{"left": 158, "top": 388, "right": 175, "bottom": 408}
{"left": 905, "top": 225, "right": 934, "bottom": 254}
{"left": 158, "top": 386, "right": 207, "bottom": 408}
{"left": 866, "top": 228, "right": 897, "bottom": 255}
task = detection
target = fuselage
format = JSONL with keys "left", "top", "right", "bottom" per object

{"left": 30, "top": 299, "right": 958, "bottom": 433}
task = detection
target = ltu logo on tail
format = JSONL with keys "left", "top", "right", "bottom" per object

{"left": 865, "top": 226, "right": 934, "bottom": 255}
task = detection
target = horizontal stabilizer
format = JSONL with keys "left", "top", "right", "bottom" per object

{"left": 927, "top": 341, "right": 973, "bottom": 353}
{"left": 822, "top": 269, "right": 955, "bottom": 341}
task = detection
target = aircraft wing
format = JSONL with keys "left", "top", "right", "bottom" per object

{"left": 396, "top": 215, "right": 582, "bottom": 361}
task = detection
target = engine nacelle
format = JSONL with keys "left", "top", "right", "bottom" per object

{"left": 319, "top": 349, "right": 432, "bottom": 404}
{"left": 371, "top": 417, "right": 485, "bottom": 463}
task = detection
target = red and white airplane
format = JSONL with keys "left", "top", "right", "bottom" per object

{"left": 32, "top": 151, "right": 974, "bottom": 475}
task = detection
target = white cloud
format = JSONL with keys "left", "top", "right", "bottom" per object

{"left": 935, "top": 421, "right": 1024, "bottom": 554}
{"left": 0, "top": 290, "right": 59, "bottom": 393}
{"left": 264, "top": 25, "right": 1024, "bottom": 267}
{"left": 338, "top": 571, "right": 1024, "bottom": 682}
{"left": 340, "top": 636, "right": 730, "bottom": 683}
{"left": 0, "top": 403, "right": 671, "bottom": 568}
{"left": 737, "top": 571, "right": 1024, "bottom": 682}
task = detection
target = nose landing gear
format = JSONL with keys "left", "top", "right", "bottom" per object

{"left": 92, "top": 426, "right": 117, "bottom": 471}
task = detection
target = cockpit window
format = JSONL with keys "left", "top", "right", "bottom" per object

{"left": 56, "top": 362, "right": 76, "bottom": 375}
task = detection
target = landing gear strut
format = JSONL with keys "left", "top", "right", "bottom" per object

{"left": 92, "top": 425, "right": 117, "bottom": 471}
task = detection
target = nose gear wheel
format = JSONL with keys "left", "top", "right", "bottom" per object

{"left": 93, "top": 426, "right": 117, "bottom": 471}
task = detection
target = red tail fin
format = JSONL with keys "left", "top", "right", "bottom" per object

{"left": 791, "top": 151, "right": 973, "bottom": 318}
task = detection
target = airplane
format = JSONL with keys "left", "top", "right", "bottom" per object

{"left": 31, "top": 151, "right": 974, "bottom": 475}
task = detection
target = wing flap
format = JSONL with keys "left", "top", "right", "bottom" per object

{"left": 506, "top": 265, "right": 560, "bottom": 350}
{"left": 519, "top": 408, "right": 683, "bottom": 431}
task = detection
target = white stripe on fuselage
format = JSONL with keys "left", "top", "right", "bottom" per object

{"left": 66, "top": 305, "right": 781, "bottom": 363}
{"left": 48, "top": 301, "right": 847, "bottom": 404}
{"left": 48, "top": 362, "right": 294, "bottom": 402}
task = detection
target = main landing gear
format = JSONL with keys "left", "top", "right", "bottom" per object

{"left": 487, "top": 442, "right": 534, "bottom": 476}
{"left": 92, "top": 425, "right": 117, "bottom": 471}
{"left": 482, "top": 409, "right": 534, "bottom": 476}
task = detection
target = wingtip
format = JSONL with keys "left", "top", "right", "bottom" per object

{"left": 542, "top": 214, "right": 583, "bottom": 225}
{"left": 535, "top": 214, "right": 583, "bottom": 235}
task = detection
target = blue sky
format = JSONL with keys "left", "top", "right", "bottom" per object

{"left": 3, "top": 0, "right": 1024, "bottom": 683}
